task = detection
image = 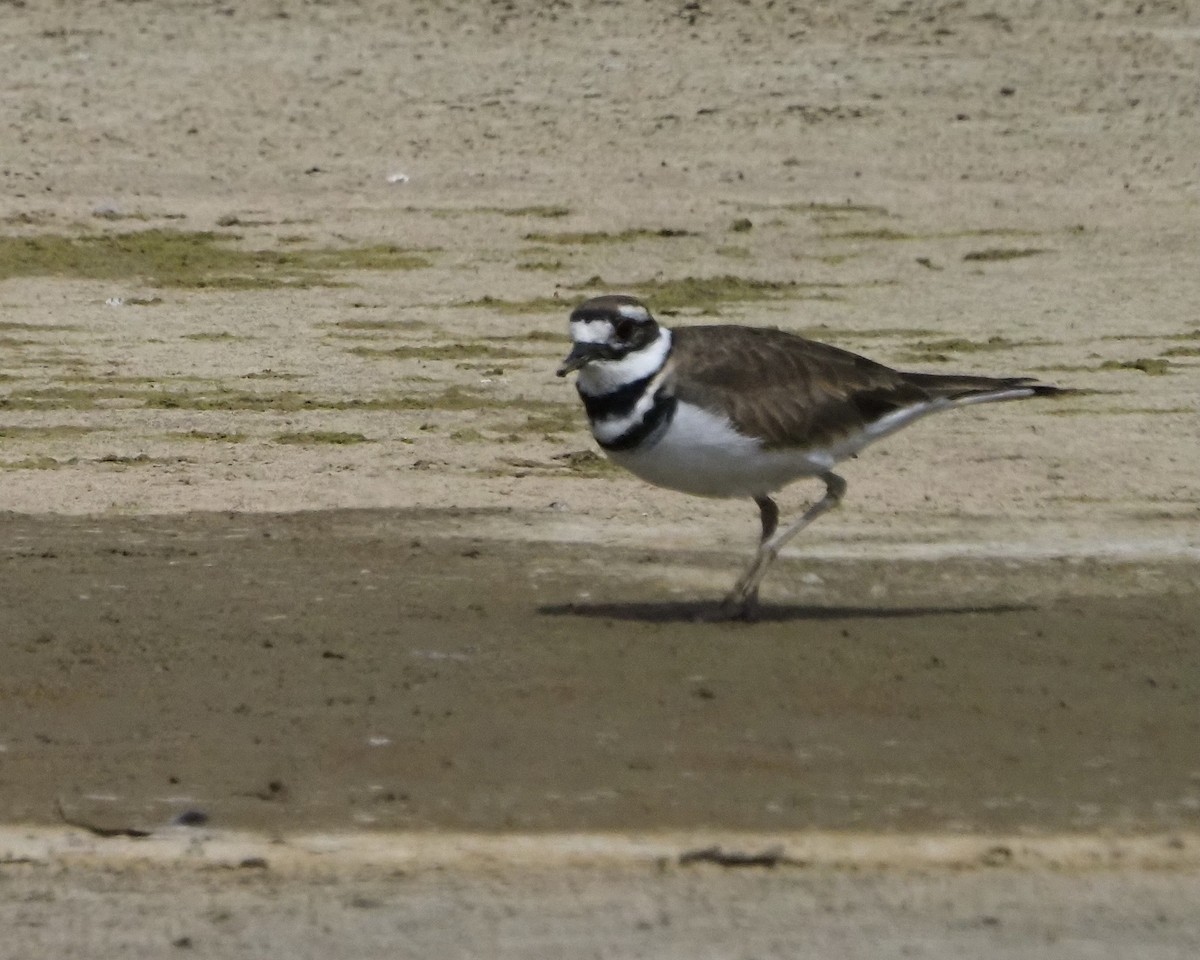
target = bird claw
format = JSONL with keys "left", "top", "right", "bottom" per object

{"left": 718, "top": 587, "right": 760, "bottom": 622}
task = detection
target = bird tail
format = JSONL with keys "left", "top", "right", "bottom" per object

{"left": 901, "top": 371, "right": 1070, "bottom": 406}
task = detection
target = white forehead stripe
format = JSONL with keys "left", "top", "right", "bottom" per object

{"left": 616, "top": 302, "right": 651, "bottom": 321}
{"left": 569, "top": 318, "right": 614, "bottom": 344}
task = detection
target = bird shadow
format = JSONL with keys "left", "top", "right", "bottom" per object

{"left": 537, "top": 600, "right": 1036, "bottom": 625}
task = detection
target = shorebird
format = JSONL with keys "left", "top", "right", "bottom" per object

{"left": 557, "top": 294, "right": 1066, "bottom": 619}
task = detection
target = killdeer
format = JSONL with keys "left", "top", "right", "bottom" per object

{"left": 557, "top": 294, "right": 1067, "bottom": 619}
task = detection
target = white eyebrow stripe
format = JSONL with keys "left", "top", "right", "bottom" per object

{"left": 615, "top": 303, "right": 651, "bottom": 321}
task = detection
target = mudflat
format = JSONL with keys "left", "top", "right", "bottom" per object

{"left": 4, "top": 508, "right": 1200, "bottom": 836}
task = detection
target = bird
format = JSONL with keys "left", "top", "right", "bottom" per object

{"left": 556, "top": 294, "right": 1068, "bottom": 619}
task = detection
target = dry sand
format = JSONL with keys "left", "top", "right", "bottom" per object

{"left": 2, "top": 0, "right": 1199, "bottom": 955}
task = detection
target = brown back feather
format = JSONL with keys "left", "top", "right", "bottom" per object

{"left": 668, "top": 326, "right": 1057, "bottom": 450}
{"left": 669, "top": 326, "right": 928, "bottom": 449}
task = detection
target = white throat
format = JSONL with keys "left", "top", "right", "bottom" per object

{"left": 576, "top": 328, "right": 672, "bottom": 396}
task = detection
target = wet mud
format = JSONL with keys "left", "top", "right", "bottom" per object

{"left": 3, "top": 509, "right": 1197, "bottom": 837}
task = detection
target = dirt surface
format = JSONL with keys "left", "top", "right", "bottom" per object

{"left": 3, "top": 508, "right": 1200, "bottom": 835}
{"left": 3, "top": 855, "right": 1200, "bottom": 960}
{"left": 2, "top": 0, "right": 1200, "bottom": 955}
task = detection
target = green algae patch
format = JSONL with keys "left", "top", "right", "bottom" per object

{"left": 458, "top": 295, "right": 569, "bottom": 315}
{"left": 96, "top": 453, "right": 161, "bottom": 467}
{"left": 348, "top": 342, "right": 541, "bottom": 361}
{"left": 137, "top": 388, "right": 481, "bottom": 413}
{"left": 273, "top": 431, "right": 372, "bottom": 445}
{"left": 522, "top": 228, "right": 696, "bottom": 245}
{"left": 332, "top": 318, "right": 435, "bottom": 333}
{"left": 491, "top": 408, "right": 583, "bottom": 438}
{"left": 182, "top": 331, "right": 249, "bottom": 342}
{"left": 500, "top": 205, "right": 571, "bottom": 218}
{"left": 962, "top": 248, "right": 1049, "bottom": 262}
{"left": 797, "top": 202, "right": 892, "bottom": 216}
{"left": 486, "top": 449, "right": 622, "bottom": 479}
{"left": 571, "top": 275, "right": 843, "bottom": 312}
{"left": 822, "top": 227, "right": 917, "bottom": 242}
{"left": 1097, "top": 330, "right": 1200, "bottom": 343}
{"left": 241, "top": 370, "right": 302, "bottom": 381}
{"left": 0, "top": 320, "right": 82, "bottom": 333}
{"left": 1, "top": 456, "right": 73, "bottom": 470}
{"left": 1043, "top": 406, "right": 1194, "bottom": 417}
{"left": 551, "top": 449, "right": 621, "bottom": 476}
{"left": 810, "top": 326, "right": 940, "bottom": 341}
{"left": 896, "top": 336, "right": 1051, "bottom": 363}
{"left": 0, "top": 380, "right": 569, "bottom": 416}
{"left": 0, "top": 425, "right": 97, "bottom": 440}
{"left": 409, "top": 204, "right": 570, "bottom": 219}
{"left": 487, "top": 330, "right": 562, "bottom": 343}
{"left": 1035, "top": 358, "right": 1176, "bottom": 377}
{"left": 1098, "top": 358, "right": 1173, "bottom": 376}
{"left": 823, "top": 227, "right": 1037, "bottom": 242}
{"left": 0, "top": 386, "right": 137, "bottom": 410}
{"left": 169, "top": 430, "right": 248, "bottom": 442}
{"left": 1, "top": 452, "right": 177, "bottom": 470}
{"left": 283, "top": 245, "right": 433, "bottom": 272}
{"left": 0, "top": 230, "right": 431, "bottom": 289}
{"left": 912, "top": 336, "right": 1044, "bottom": 353}
{"left": 721, "top": 200, "right": 891, "bottom": 217}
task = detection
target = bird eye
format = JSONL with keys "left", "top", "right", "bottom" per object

{"left": 614, "top": 318, "right": 635, "bottom": 341}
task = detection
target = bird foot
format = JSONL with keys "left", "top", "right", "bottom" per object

{"left": 717, "top": 588, "right": 760, "bottom": 623}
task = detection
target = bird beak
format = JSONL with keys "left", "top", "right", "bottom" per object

{"left": 556, "top": 342, "right": 601, "bottom": 377}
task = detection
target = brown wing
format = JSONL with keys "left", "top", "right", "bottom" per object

{"left": 668, "top": 325, "right": 931, "bottom": 450}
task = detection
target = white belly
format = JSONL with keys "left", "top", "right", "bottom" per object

{"left": 604, "top": 401, "right": 833, "bottom": 498}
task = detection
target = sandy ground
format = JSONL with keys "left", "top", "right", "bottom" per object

{"left": 2, "top": 0, "right": 1200, "bottom": 955}
{"left": 3, "top": 834, "right": 1200, "bottom": 959}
